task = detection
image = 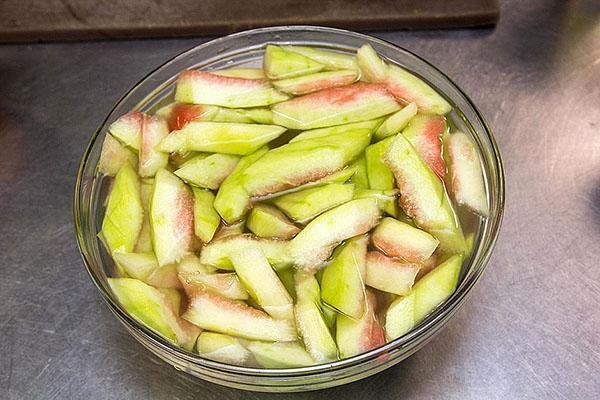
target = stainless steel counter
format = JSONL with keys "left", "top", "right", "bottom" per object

{"left": 1, "top": 1, "right": 599, "bottom": 398}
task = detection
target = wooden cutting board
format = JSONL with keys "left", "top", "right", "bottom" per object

{"left": 0, "top": 0, "right": 499, "bottom": 43}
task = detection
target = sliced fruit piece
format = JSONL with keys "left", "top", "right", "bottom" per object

{"left": 290, "top": 198, "right": 382, "bottom": 269}
{"left": 150, "top": 169, "right": 194, "bottom": 266}
{"left": 348, "top": 156, "right": 369, "bottom": 189}
{"left": 196, "top": 332, "right": 251, "bottom": 365}
{"left": 272, "top": 83, "right": 400, "bottom": 130}
{"left": 212, "top": 107, "right": 273, "bottom": 124}
{"left": 229, "top": 245, "right": 294, "bottom": 320}
{"left": 281, "top": 45, "right": 358, "bottom": 71}
{"left": 183, "top": 290, "right": 297, "bottom": 341}
{"left": 101, "top": 163, "right": 144, "bottom": 254}
{"left": 336, "top": 289, "right": 385, "bottom": 358}
{"left": 98, "top": 133, "right": 138, "bottom": 176}
{"left": 109, "top": 278, "right": 199, "bottom": 350}
{"left": 365, "top": 251, "right": 419, "bottom": 296}
{"left": 383, "top": 133, "right": 465, "bottom": 253}
{"left": 134, "top": 178, "right": 154, "bottom": 253}
{"left": 413, "top": 254, "right": 463, "bottom": 323}
{"left": 178, "top": 271, "right": 248, "bottom": 300}
{"left": 175, "top": 70, "right": 289, "bottom": 108}
{"left": 174, "top": 153, "right": 240, "bottom": 190}
{"left": 402, "top": 113, "right": 447, "bottom": 180}
{"left": 374, "top": 102, "right": 418, "bottom": 140}
{"left": 247, "top": 203, "right": 300, "bottom": 240}
{"left": 214, "top": 146, "right": 269, "bottom": 224}
{"left": 371, "top": 217, "right": 439, "bottom": 263}
{"left": 158, "top": 122, "right": 286, "bottom": 155}
{"left": 445, "top": 132, "right": 488, "bottom": 217}
{"left": 113, "top": 252, "right": 157, "bottom": 281}
{"left": 272, "top": 183, "right": 355, "bottom": 223}
{"left": 263, "top": 45, "right": 325, "bottom": 79}
{"left": 365, "top": 136, "right": 395, "bottom": 190}
{"left": 263, "top": 165, "right": 359, "bottom": 202}
{"left": 213, "top": 68, "right": 266, "bottom": 79}
{"left": 242, "top": 129, "right": 371, "bottom": 198}
{"left": 356, "top": 44, "right": 452, "bottom": 115}
{"left": 356, "top": 43, "right": 388, "bottom": 83}
{"left": 218, "top": 129, "right": 369, "bottom": 223}
{"left": 320, "top": 236, "right": 368, "bottom": 319}
{"left": 191, "top": 188, "right": 220, "bottom": 243}
{"left": 108, "top": 112, "right": 143, "bottom": 151}
{"left": 385, "top": 291, "right": 415, "bottom": 340}
{"left": 252, "top": 166, "right": 356, "bottom": 202}
{"left": 385, "top": 255, "right": 463, "bottom": 340}
{"left": 199, "top": 234, "right": 291, "bottom": 271}
{"left": 273, "top": 69, "right": 359, "bottom": 95}
{"left": 248, "top": 341, "right": 314, "bottom": 368}
{"left": 139, "top": 115, "right": 169, "bottom": 178}
{"left": 385, "top": 63, "right": 452, "bottom": 115}
{"left": 289, "top": 118, "right": 383, "bottom": 143}
{"left": 294, "top": 272, "right": 338, "bottom": 362}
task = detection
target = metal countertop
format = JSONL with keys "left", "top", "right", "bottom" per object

{"left": 1, "top": 1, "right": 599, "bottom": 398}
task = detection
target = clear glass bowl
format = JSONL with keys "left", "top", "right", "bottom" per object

{"left": 73, "top": 26, "right": 505, "bottom": 392}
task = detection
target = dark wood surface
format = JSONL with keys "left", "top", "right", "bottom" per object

{"left": 0, "top": 0, "right": 499, "bottom": 43}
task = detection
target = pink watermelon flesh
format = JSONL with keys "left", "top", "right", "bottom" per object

{"left": 98, "top": 133, "right": 137, "bottom": 176}
{"left": 139, "top": 115, "right": 169, "bottom": 178}
{"left": 108, "top": 112, "right": 144, "bottom": 151}
{"left": 272, "top": 83, "right": 400, "bottom": 130}
{"left": 336, "top": 290, "right": 385, "bottom": 357}
{"left": 168, "top": 104, "right": 215, "bottom": 131}
{"left": 175, "top": 70, "right": 289, "bottom": 108}
{"left": 402, "top": 114, "right": 447, "bottom": 180}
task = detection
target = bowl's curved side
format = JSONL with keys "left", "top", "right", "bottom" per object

{"left": 73, "top": 26, "right": 505, "bottom": 392}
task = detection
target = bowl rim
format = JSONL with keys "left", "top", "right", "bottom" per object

{"left": 74, "top": 25, "right": 505, "bottom": 377}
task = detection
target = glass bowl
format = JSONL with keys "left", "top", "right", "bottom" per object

{"left": 74, "top": 26, "right": 504, "bottom": 392}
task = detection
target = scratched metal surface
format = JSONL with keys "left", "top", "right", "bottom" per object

{"left": 1, "top": 0, "right": 599, "bottom": 399}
